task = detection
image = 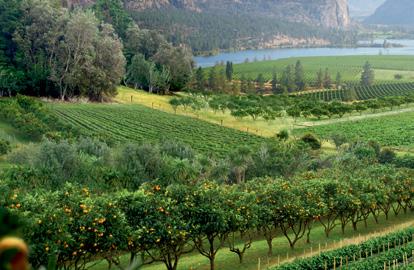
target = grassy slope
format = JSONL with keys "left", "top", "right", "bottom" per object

{"left": 0, "top": 120, "right": 32, "bottom": 169}
{"left": 50, "top": 101, "right": 267, "bottom": 156}
{"left": 89, "top": 211, "right": 414, "bottom": 270}
{"left": 213, "top": 55, "right": 414, "bottom": 83}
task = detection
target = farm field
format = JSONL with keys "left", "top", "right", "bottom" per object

{"left": 89, "top": 212, "right": 414, "bottom": 270}
{"left": 50, "top": 102, "right": 267, "bottom": 156}
{"left": 298, "top": 82, "right": 414, "bottom": 101}
{"left": 294, "top": 111, "right": 414, "bottom": 149}
{"left": 115, "top": 86, "right": 296, "bottom": 136}
{"left": 215, "top": 55, "right": 414, "bottom": 83}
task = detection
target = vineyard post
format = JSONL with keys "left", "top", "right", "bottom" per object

{"left": 346, "top": 256, "right": 348, "bottom": 268}
{"left": 286, "top": 252, "right": 289, "bottom": 261}
{"left": 257, "top": 258, "right": 261, "bottom": 270}
{"left": 324, "top": 261, "right": 327, "bottom": 270}
{"left": 340, "top": 257, "right": 342, "bottom": 268}
{"left": 370, "top": 247, "right": 373, "bottom": 257}
{"left": 319, "top": 243, "right": 321, "bottom": 255}
{"left": 383, "top": 261, "right": 386, "bottom": 270}
{"left": 310, "top": 246, "right": 313, "bottom": 256}
{"left": 333, "top": 257, "right": 336, "bottom": 270}
{"left": 303, "top": 248, "right": 306, "bottom": 257}
{"left": 220, "top": 120, "right": 223, "bottom": 126}
{"left": 353, "top": 254, "right": 355, "bottom": 262}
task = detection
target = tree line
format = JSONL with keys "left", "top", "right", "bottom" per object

{"left": 192, "top": 60, "right": 376, "bottom": 95}
{"left": 170, "top": 93, "right": 414, "bottom": 122}
{"left": 0, "top": 0, "right": 193, "bottom": 101}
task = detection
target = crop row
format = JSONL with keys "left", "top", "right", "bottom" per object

{"left": 273, "top": 227, "right": 414, "bottom": 270}
{"left": 51, "top": 104, "right": 267, "bottom": 156}
{"left": 299, "top": 82, "right": 414, "bottom": 101}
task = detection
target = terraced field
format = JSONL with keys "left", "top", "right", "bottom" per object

{"left": 294, "top": 112, "right": 414, "bottom": 148}
{"left": 51, "top": 103, "right": 267, "bottom": 156}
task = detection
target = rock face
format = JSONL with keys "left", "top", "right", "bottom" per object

{"left": 64, "top": 0, "right": 350, "bottom": 29}
{"left": 365, "top": 0, "right": 414, "bottom": 26}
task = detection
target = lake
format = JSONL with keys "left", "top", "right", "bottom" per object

{"left": 194, "top": 40, "right": 414, "bottom": 67}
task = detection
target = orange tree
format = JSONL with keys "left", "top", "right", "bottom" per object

{"left": 18, "top": 184, "right": 129, "bottom": 270}
{"left": 190, "top": 181, "right": 232, "bottom": 270}
{"left": 225, "top": 186, "right": 259, "bottom": 264}
{"left": 118, "top": 184, "right": 194, "bottom": 270}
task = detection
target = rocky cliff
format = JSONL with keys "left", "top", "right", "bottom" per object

{"left": 63, "top": 0, "right": 350, "bottom": 29}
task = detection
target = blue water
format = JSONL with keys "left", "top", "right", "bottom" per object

{"left": 194, "top": 40, "right": 414, "bottom": 67}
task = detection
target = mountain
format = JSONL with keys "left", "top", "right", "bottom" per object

{"left": 65, "top": 0, "right": 350, "bottom": 29}
{"left": 348, "top": 0, "right": 385, "bottom": 18}
{"left": 365, "top": 0, "right": 414, "bottom": 26}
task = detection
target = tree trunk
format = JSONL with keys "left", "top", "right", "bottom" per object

{"left": 209, "top": 256, "right": 215, "bottom": 270}
{"left": 352, "top": 221, "right": 357, "bottom": 231}
{"left": 266, "top": 237, "right": 273, "bottom": 256}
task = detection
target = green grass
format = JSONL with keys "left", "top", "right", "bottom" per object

{"left": 89, "top": 210, "right": 414, "bottom": 270}
{"left": 50, "top": 102, "right": 268, "bottom": 156}
{"left": 215, "top": 55, "right": 414, "bottom": 83}
{"left": 0, "top": 120, "right": 32, "bottom": 169}
{"left": 294, "top": 111, "right": 414, "bottom": 149}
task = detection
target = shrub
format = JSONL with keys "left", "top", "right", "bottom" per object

{"left": 276, "top": 129, "right": 289, "bottom": 141}
{"left": 394, "top": 155, "right": 414, "bottom": 169}
{"left": 378, "top": 148, "right": 396, "bottom": 164}
{"left": 0, "top": 139, "right": 11, "bottom": 156}
{"left": 300, "top": 133, "right": 321, "bottom": 150}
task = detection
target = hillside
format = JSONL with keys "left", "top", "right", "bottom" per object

{"left": 365, "top": 0, "right": 414, "bottom": 26}
{"left": 65, "top": 0, "right": 350, "bottom": 28}
{"left": 348, "top": 0, "right": 385, "bottom": 18}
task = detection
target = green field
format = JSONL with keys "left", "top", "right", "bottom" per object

{"left": 51, "top": 103, "right": 267, "bottom": 156}
{"left": 294, "top": 111, "right": 414, "bottom": 149}
{"left": 219, "top": 55, "right": 414, "bottom": 84}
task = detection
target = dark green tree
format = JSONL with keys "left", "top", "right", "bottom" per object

{"left": 294, "top": 60, "right": 305, "bottom": 91}
{"left": 361, "top": 61, "right": 375, "bottom": 86}
{"left": 225, "top": 61, "right": 233, "bottom": 81}
{"left": 323, "top": 68, "right": 332, "bottom": 89}
{"left": 335, "top": 72, "right": 342, "bottom": 89}
{"left": 271, "top": 69, "right": 278, "bottom": 94}
{"left": 316, "top": 68, "right": 323, "bottom": 88}
{"left": 195, "top": 67, "right": 205, "bottom": 91}
{"left": 256, "top": 73, "right": 265, "bottom": 93}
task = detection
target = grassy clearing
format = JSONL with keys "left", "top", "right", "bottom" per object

{"left": 214, "top": 55, "right": 414, "bottom": 83}
{"left": 89, "top": 211, "right": 414, "bottom": 270}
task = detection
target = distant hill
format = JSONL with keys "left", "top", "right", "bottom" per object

{"left": 365, "top": 0, "right": 414, "bottom": 26}
{"left": 64, "top": 0, "right": 351, "bottom": 29}
{"left": 348, "top": 0, "right": 385, "bottom": 18}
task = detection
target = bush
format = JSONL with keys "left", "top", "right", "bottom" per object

{"left": 378, "top": 148, "right": 396, "bottom": 164}
{"left": 300, "top": 133, "right": 321, "bottom": 150}
{"left": 276, "top": 129, "right": 289, "bottom": 141}
{"left": 0, "top": 139, "right": 11, "bottom": 156}
{"left": 394, "top": 155, "right": 414, "bottom": 169}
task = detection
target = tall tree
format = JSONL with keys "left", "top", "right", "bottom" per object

{"left": 240, "top": 74, "right": 247, "bottom": 93}
{"left": 271, "top": 69, "right": 278, "bottom": 94}
{"left": 335, "top": 72, "right": 342, "bottom": 89}
{"left": 281, "top": 65, "right": 295, "bottom": 92}
{"left": 361, "top": 61, "right": 375, "bottom": 86}
{"left": 256, "top": 73, "right": 265, "bottom": 93}
{"left": 208, "top": 66, "right": 218, "bottom": 91}
{"left": 195, "top": 67, "right": 205, "bottom": 91}
{"left": 225, "top": 61, "right": 233, "bottom": 81}
{"left": 294, "top": 60, "right": 305, "bottom": 91}
{"left": 93, "top": 0, "right": 132, "bottom": 40}
{"left": 323, "top": 68, "right": 332, "bottom": 89}
{"left": 126, "top": 53, "right": 150, "bottom": 89}
{"left": 316, "top": 68, "right": 323, "bottom": 88}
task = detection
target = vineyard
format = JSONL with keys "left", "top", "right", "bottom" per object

{"left": 273, "top": 227, "right": 414, "bottom": 270}
{"left": 294, "top": 112, "right": 414, "bottom": 148}
{"left": 214, "top": 55, "right": 414, "bottom": 83}
{"left": 298, "top": 82, "right": 414, "bottom": 101}
{"left": 51, "top": 103, "right": 266, "bottom": 156}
